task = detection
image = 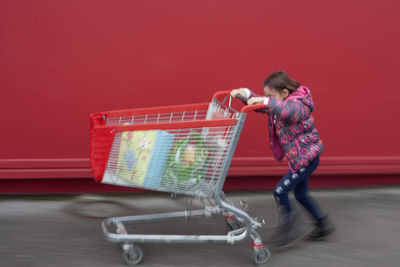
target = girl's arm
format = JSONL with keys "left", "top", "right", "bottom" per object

{"left": 231, "top": 88, "right": 268, "bottom": 112}
{"left": 230, "top": 88, "right": 258, "bottom": 105}
{"left": 237, "top": 89, "right": 310, "bottom": 122}
{"left": 265, "top": 97, "right": 310, "bottom": 123}
{"left": 242, "top": 89, "right": 269, "bottom": 114}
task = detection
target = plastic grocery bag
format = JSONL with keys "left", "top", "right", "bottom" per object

{"left": 162, "top": 131, "right": 210, "bottom": 191}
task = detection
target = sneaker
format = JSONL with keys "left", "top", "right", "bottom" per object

{"left": 307, "top": 216, "right": 335, "bottom": 241}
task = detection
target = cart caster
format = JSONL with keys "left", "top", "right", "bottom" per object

{"left": 122, "top": 245, "right": 143, "bottom": 265}
{"left": 253, "top": 247, "right": 271, "bottom": 266}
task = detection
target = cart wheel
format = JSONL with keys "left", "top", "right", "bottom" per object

{"left": 253, "top": 247, "right": 271, "bottom": 266}
{"left": 122, "top": 246, "right": 143, "bottom": 265}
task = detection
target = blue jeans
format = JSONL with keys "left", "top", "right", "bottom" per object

{"left": 273, "top": 157, "right": 326, "bottom": 224}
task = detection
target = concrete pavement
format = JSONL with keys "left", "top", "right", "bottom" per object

{"left": 1, "top": 187, "right": 400, "bottom": 267}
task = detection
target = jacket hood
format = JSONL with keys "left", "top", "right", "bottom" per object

{"left": 286, "top": 86, "right": 314, "bottom": 112}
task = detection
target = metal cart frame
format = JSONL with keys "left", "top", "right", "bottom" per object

{"left": 90, "top": 91, "right": 270, "bottom": 265}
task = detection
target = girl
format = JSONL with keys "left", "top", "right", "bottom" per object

{"left": 231, "top": 70, "right": 334, "bottom": 247}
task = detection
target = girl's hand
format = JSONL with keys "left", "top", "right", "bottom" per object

{"left": 230, "top": 88, "right": 247, "bottom": 99}
{"left": 247, "top": 97, "right": 266, "bottom": 105}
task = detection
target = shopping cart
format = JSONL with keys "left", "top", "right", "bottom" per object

{"left": 89, "top": 91, "right": 271, "bottom": 265}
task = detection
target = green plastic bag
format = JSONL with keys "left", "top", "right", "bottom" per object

{"left": 162, "top": 131, "right": 210, "bottom": 191}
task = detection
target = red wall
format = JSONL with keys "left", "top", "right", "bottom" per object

{"left": 1, "top": 0, "right": 399, "bottom": 191}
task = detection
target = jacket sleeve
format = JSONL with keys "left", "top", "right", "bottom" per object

{"left": 265, "top": 97, "right": 310, "bottom": 123}
{"left": 241, "top": 89, "right": 269, "bottom": 114}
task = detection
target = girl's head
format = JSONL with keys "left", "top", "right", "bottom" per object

{"left": 263, "top": 70, "right": 300, "bottom": 100}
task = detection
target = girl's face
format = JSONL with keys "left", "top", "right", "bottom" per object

{"left": 263, "top": 86, "right": 289, "bottom": 101}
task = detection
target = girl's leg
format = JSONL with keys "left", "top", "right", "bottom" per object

{"left": 272, "top": 171, "right": 294, "bottom": 225}
{"left": 273, "top": 163, "right": 318, "bottom": 224}
{"left": 268, "top": 169, "right": 311, "bottom": 246}
{"left": 293, "top": 158, "right": 327, "bottom": 222}
{"left": 293, "top": 157, "right": 335, "bottom": 240}
{"left": 273, "top": 159, "right": 319, "bottom": 224}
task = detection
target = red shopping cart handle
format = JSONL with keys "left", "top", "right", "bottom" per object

{"left": 212, "top": 90, "right": 231, "bottom": 100}
{"left": 241, "top": 103, "right": 266, "bottom": 113}
{"left": 213, "top": 90, "right": 267, "bottom": 113}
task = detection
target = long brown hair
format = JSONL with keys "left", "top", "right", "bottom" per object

{"left": 263, "top": 70, "right": 300, "bottom": 93}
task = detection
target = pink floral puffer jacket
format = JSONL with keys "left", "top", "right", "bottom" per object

{"left": 249, "top": 86, "right": 324, "bottom": 172}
